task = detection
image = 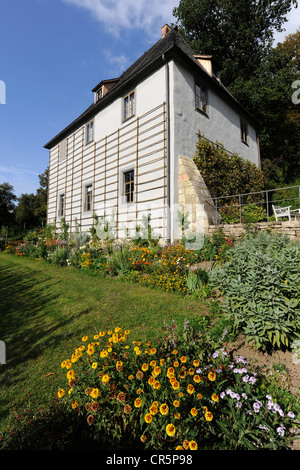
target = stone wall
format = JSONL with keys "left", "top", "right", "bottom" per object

{"left": 208, "top": 220, "right": 300, "bottom": 241}
{"left": 178, "top": 156, "right": 221, "bottom": 236}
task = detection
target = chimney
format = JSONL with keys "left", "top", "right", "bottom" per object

{"left": 161, "top": 24, "right": 172, "bottom": 38}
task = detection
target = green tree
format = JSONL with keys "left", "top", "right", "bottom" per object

{"left": 0, "top": 182, "right": 16, "bottom": 227}
{"left": 15, "top": 193, "right": 39, "bottom": 231}
{"left": 34, "top": 167, "right": 48, "bottom": 226}
{"left": 173, "top": 0, "right": 297, "bottom": 87}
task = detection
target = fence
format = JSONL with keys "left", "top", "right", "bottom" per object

{"left": 209, "top": 185, "right": 300, "bottom": 225}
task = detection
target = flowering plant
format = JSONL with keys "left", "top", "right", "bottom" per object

{"left": 57, "top": 325, "right": 300, "bottom": 450}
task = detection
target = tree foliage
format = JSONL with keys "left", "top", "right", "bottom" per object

{"left": 173, "top": 0, "right": 297, "bottom": 87}
{"left": 0, "top": 182, "right": 17, "bottom": 227}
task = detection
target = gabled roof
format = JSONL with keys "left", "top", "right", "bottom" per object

{"left": 44, "top": 27, "right": 258, "bottom": 150}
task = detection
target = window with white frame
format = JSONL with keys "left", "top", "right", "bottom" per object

{"left": 123, "top": 169, "right": 134, "bottom": 203}
{"left": 123, "top": 90, "right": 135, "bottom": 122}
{"left": 59, "top": 193, "right": 65, "bottom": 217}
{"left": 86, "top": 120, "right": 94, "bottom": 145}
{"left": 84, "top": 184, "right": 93, "bottom": 212}
{"left": 240, "top": 120, "right": 248, "bottom": 144}
{"left": 195, "top": 83, "right": 208, "bottom": 114}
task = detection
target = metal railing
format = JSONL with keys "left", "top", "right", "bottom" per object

{"left": 209, "top": 185, "right": 300, "bottom": 225}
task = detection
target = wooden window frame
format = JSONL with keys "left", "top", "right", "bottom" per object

{"left": 84, "top": 183, "right": 93, "bottom": 212}
{"left": 123, "top": 169, "right": 134, "bottom": 203}
{"left": 59, "top": 193, "right": 65, "bottom": 217}
{"left": 122, "top": 90, "right": 135, "bottom": 122}
{"left": 195, "top": 83, "right": 208, "bottom": 115}
{"left": 240, "top": 120, "right": 248, "bottom": 145}
{"left": 86, "top": 120, "right": 94, "bottom": 145}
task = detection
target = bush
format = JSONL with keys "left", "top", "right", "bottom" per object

{"left": 56, "top": 325, "right": 300, "bottom": 450}
{"left": 209, "top": 232, "right": 300, "bottom": 351}
{"left": 193, "top": 139, "right": 265, "bottom": 200}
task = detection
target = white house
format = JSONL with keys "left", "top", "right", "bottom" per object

{"left": 44, "top": 25, "right": 260, "bottom": 243}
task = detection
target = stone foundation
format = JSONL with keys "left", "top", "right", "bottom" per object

{"left": 208, "top": 220, "right": 300, "bottom": 241}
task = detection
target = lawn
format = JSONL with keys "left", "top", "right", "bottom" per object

{"left": 0, "top": 254, "right": 208, "bottom": 433}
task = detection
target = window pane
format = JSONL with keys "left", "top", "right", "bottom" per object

{"left": 124, "top": 170, "right": 134, "bottom": 202}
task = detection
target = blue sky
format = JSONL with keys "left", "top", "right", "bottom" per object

{"left": 0, "top": 0, "right": 299, "bottom": 198}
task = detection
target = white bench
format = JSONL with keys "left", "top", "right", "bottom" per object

{"left": 272, "top": 205, "right": 300, "bottom": 221}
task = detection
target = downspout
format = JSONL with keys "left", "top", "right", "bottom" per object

{"left": 162, "top": 53, "right": 171, "bottom": 242}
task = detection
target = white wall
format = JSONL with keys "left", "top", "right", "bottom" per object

{"left": 47, "top": 66, "right": 168, "bottom": 240}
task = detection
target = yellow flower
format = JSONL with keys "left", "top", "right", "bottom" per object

{"left": 149, "top": 404, "right": 158, "bottom": 415}
{"left": 167, "top": 367, "right": 175, "bottom": 378}
{"left": 174, "top": 412, "right": 180, "bottom": 419}
{"left": 148, "top": 377, "right": 155, "bottom": 385}
{"left": 197, "top": 393, "right": 203, "bottom": 400}
{"left": 99, "top": 331, "right": 106, "bottom": 337}
{"left": 136, "top": 388, "right": 143, "bottom": 395}
{"left": 212, "top": 394, "right": 219, "bottom": 402}
{"left": 173, "top": 361, "right": 179, "bottom": 368}
{"left": 180, "top": 356, "right": 187, "bottom": 363}
{"left": 193, "top": 359, "right": 200, "bottom": 367}
{"left": 102, "top": 374, "right": 110, "bottom": 384}
{"left": 160, "top": 403, "right": 169, "bottom": 415}
{"left": 166, "top": 423, "right": 176, "bottom": 437}
{"left": 92, "top": 362, "right": 98, "bottom": 369}
{"left": 187, "top": 384, "right": 195, "bottom": 394}
{"left": 190, "top": 407, "right": 198, "bottom": 417}
{"left": 142, "top": 363, "right": 149, "bottom": 372}
{"left": 58, "top": 389, "right": 65, "bottom": 398}
{"left": 90, "top": 388, "right": 99, "bottom": 398}
{"left": 61, "top": 361, "right": 67, "bottom": 368}
{"left": 100, "top": 350, "right": 108, "bottom": 358}
{"left": 128, "top": 375, "right": 134, "bottom": 380}
{"left": 208, "top": 372, "right": 216, "bottom": 381}
{"left": 189, "top": 440, "right": 198, "bottom": 450}
{"left": 193, "top": 374, "right": 201, "bottom": 383}
{"left": 205, "top": 411, "right": 213, "bottom": 421}
{"left": 145, "top": 413, "right": 152, "bottom": 423}
{"left": 153, "top": 380, "right": 161, "bottom": 390}
{"left": 140, "top": 435, "right": 147, "bottom": 443}
{"left": 172, "top": 381, "right": 180, "bottom": 390}
{"left": 150, "top": 360, "right": 156, "bottom": 367}
{"left": 173, "top": 400, "right": 180, "bottom": 408}
{"left": 175, "top": 446, "right": 183, "bottom": 450}
{"left": 153, "top": 366, "right": 161, "bottom": 376}
{"left": 71, "top": 400, "right": 79, "bottom": 409}
{"left": 134, "top": 398, "right": 142, "bottom": 408}
{"left": 82, "top": 336, "right": 88, "bottom": 342}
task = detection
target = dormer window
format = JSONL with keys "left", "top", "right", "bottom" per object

{"left": 96, "top": 87, "right": 103, "bottom": 101}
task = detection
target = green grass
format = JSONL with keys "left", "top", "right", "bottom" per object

{"left": 0, "top": 254, "right": 208, "bottom": 432}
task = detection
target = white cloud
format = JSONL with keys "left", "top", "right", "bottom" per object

{"left": 62, "top": 0, "right": 179, "bottom": 37}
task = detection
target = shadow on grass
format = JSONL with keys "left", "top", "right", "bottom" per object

{"left": 0, "top": 262, "right": 72, "bottom": 378}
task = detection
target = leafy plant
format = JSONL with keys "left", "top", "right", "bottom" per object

{"left": 209, "top": 232, "right": 300, "bottom": 351}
